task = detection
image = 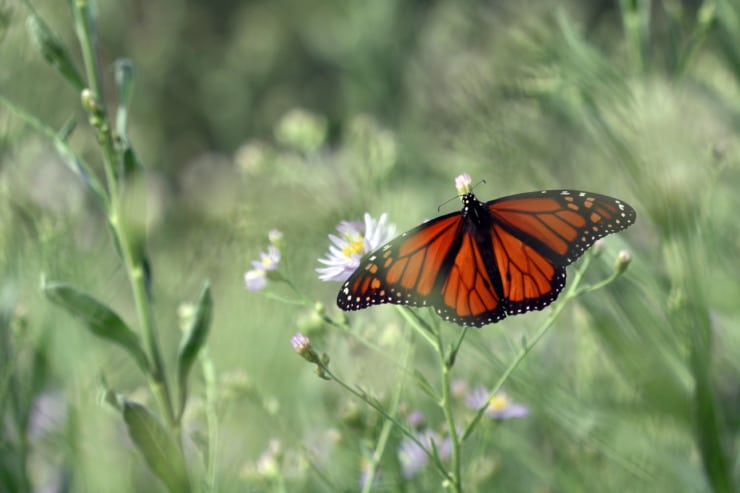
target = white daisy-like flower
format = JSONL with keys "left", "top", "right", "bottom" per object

{"left": 244, "top": 244, "right": 281, "bottom": 291}
{"left": 316, "top": 213, "right": 396, "bottom": 282}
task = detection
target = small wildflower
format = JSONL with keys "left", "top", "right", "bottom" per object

{"left": 291, "top": 332, "right": 313, "bottom": 357}
{"left": 291, "top": 331, "right": 326, "bottom": 377}
{"left": 398, "top": 429, "right": 452, "bottom": 479}
{"left": 241, "top": 439, "right": 283, "bottom": 482}
{"left": 244, "top": 269, "right": 268, "bottom": 291}
{"left": 398, "top": 431, "right": 432, "bottom": 479}
{"left": 177, "top": 302, "right": 196, "bottom": 332}
{"left": 359, "top": 457, "right": 381, "bottom": 490}
{"left": 316, "top": 213, "right": 396, "bottom": 282}
{"left": 450, "top": 378, "right": 469, "bottom": 399}
{"left": 268, "top": 229, "right": 283, "bottom": 247}
{"left": 244, "top": 242, "right": 281, "bottom": 292}
{"left": 465, "top": 386, "right": 529, "bottom": 420}
{"left": 455, "top": 173, "right": 473, "bottom": 195}
{"left": 615, "top": 249, "right": 632, "bottom": 275}
{"left": 406, "top": 410, "right": 426, "bottom": 430}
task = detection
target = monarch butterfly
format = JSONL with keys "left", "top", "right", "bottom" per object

{"left": 337, "top": 189, "right": 636, "bottom": 327}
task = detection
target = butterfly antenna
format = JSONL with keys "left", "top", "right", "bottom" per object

{"left": 437, "top": 195, "right": 461, "bottom": 212}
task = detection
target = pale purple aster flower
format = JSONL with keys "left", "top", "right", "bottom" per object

{"left": 455, "top": 173, "right": 473, "bottom": 195}
{"left": 406, "top": 410, "right": 426, "bottom": 430}
{"left": 465, "top": 385, "right": 529, "bottom": 420}
{"left": 436, "top": 433, "right": 453, "bottom": 461}
{"left": 316, "top": 213, "right": 396, "bottom": 282}
{"left": 290, "top": 332, "right": 311, "bottom": 354}
{"left": 29, "top": 391, "right": 67, "bottom": 441}
{"left": 244, "top": 244, "right": 281, "bottom": 291}
{"left": 398, "top": 431, "right": 432, "bottom": 479}
{"left": 359, "top": 458, "right": 381, "bottom": 490}
{"left": 450, "top": 378, "right": 469, "bottom": 399}
{"left": 398, "top": 429, "right": 451, "bottom": 479}
{"left": 244, "top": 270, "right": 268, "bottom": 291}
{"left": 290, "top": 332, "right": 321, "bottom": 364}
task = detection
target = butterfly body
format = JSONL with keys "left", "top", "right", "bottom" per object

{"left": 338, "top": 190, "right": 635, "bottom": 327}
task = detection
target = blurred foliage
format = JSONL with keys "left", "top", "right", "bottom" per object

{"left": 2, "top": 0, "right": 740, "bottom": 492}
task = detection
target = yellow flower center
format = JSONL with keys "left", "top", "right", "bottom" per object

{"left": 259, "top": 258, "right": 273, "bottom": 269}
{"left": 342, "top": 234, "right": 365, "bottom": 258}
{"left": 488, "top": 394, "right": 510, "bottom": 412}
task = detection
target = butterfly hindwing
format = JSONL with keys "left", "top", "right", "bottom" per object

{"left": 490, "top": 223, "right": 567, "bottom": 316}
{"left": 435, "top": 228, "right": 506, "bottom": 326}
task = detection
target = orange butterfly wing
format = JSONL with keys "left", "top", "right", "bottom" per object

{"left": 337, "top": 190, "right": 636, "bottom": 327}
{"left": 486, "top": 190, "right": 635, "bottom": 317}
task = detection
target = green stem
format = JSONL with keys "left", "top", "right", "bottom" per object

{"left": 435, "top": 328, "right": 462, "bottom": 493}
{"left": 201, "top": 349, "right": 219, "bottom": 492}
{"left": 319, "top": 363, "right": 454, "bottom": 485}
{"left": 395, "top": 306, "right": 438, "bottom": 350}
{"left": 73, "top": 0, "right": 178, "bottom": 437}
{"left": 73, "top": 0, "right": 119, "bottom": 197}
{"left": 360, "top": 339, "right": 409, "bottom": 493}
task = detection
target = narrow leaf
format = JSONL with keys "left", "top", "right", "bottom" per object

{"left": 177, "top": 283, "right": 213, "bottom": 417}
{"left": 26, "top": 15, "right": 85, "bottom": 91}
{"left": 121, "top": 145, "right": 142, "bottom": 179}
{"left": 43, "top": 281, "right": 150, "bottom": 373}
{"left": 114, "top": 58, "right": 143, "bottom": 179}
{"left": 413, "top": 370, "right": 439, "bottom": 401}
{"left": 123, "top": 401, "right": 190, "bottom": 493}
{"left": 0, "top": 94, "right": 107, "bottom": 207}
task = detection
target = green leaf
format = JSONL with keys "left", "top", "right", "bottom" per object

{"left": 413, "top": 370, "right": 439, "bottom": 401}
{"left": 114, "top": 58, "right": 135, "bottom": 123}
{"left": 177, "top": 283, "right": 213, "bottom": 418}
{"left": 123, "top": 401, "right": 191, "bottom": 493}
{"left": 26, "top": 15, "right": 85, "bottom": 91}
{"left": 114, "top": 58, "right": 143, "bottom": 179}
{"left": 43, "top": 281, "right": 150, "bottom": 373}
{"left": 0, "top": 95, "right": 108, "bottom": 208}
{"left": 121, "top": 145, "right": 142, "bottom": 178}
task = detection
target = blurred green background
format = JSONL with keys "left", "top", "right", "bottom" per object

{"left": 1, "top": 0, "right": 739, "bottom": 491}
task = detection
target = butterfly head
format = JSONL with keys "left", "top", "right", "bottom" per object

{"left": 461, "top": 192, "right": 485, "bottom": 220}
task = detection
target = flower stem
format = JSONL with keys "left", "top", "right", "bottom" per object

{"left": 435, "top": 328, "right": 462, "bottom": 493}
{"left": 201, "top": 348, "right": 219, "bottom": 492}
{"left": 318, "top": 363, "right": 454, "bottom": 485}
{"left": 360, "top": 339, "right": 409, "bottom": 493}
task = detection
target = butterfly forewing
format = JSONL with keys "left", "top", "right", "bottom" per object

{"left": 488, "top": 190, "right": 636, "bottom": 265}
{"left": 337, "top": 214, "right": 462, "bottom": 311}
